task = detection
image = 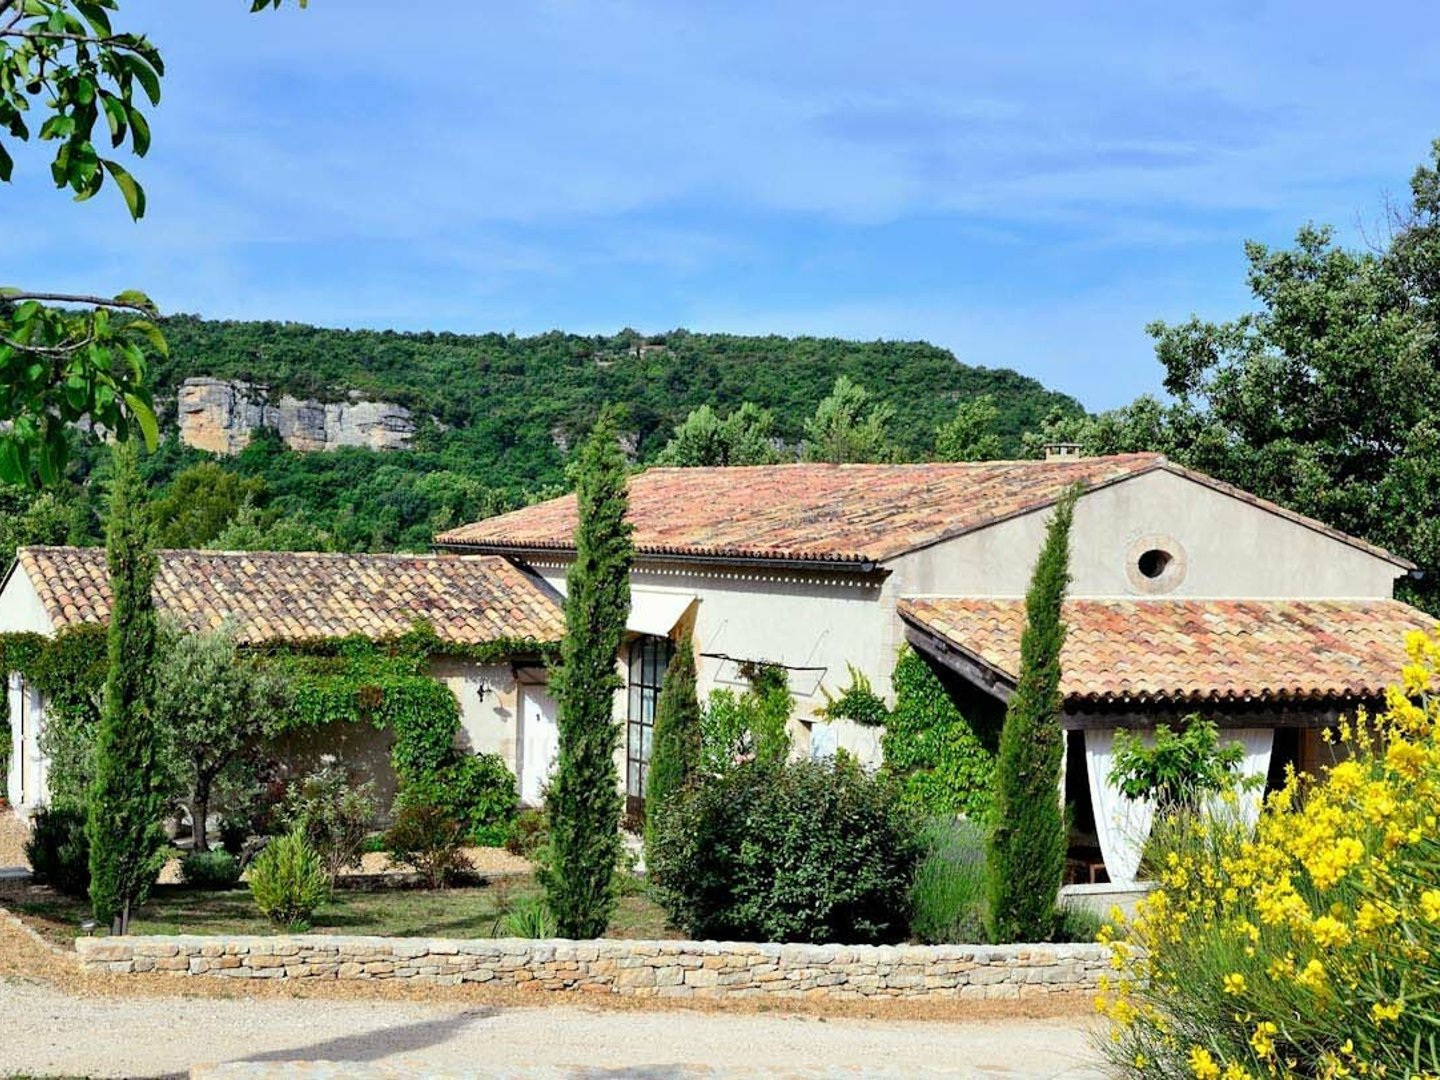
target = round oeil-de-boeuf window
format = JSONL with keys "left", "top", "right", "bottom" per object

{"left": 1126, "top": 534, "right": 1187, "bottom": 594}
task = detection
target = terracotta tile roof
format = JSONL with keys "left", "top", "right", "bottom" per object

{"left": 898, "top": 596, "right": 1437, "bottom": 706}
{"left": 436, "top": 455, "right": 1169, "bottom": 564}
{"left": 13, "top": 546, "right": 564, "bottom": 647}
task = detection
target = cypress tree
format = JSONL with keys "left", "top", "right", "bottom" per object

{"left": 984, "top": 485, "right": 1077, "bottom": 943}
{"left": 643, "top": 631, "right": 700, "bottom": 866}
{"left": 543, "top": 407, "right": 634, "bottom": 938}
{"left": 88, "top": 443, "right": 168, "bottom": 934}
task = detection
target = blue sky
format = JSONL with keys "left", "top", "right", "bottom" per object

{"left": 8, "top": 1, "right": 1440, "bottom": 409}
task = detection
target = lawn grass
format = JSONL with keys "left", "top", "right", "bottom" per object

{"left": 6, "top": 874, "right": 676, "bottom": 946}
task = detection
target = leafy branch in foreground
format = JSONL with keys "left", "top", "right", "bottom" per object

{"left": 0, "top": 0, "right": 298, "bottom": 486}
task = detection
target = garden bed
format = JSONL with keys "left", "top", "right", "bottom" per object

{"left": 0, "top": 874, "right": 674, "bottom": 948}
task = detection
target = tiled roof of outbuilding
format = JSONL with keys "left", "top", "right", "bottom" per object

{"left": 898, "top": 596, "right": 1437, "bottom": 706}
{"left": 436, "top": 455, "right": 1409, "bottom": 568}
{"left": 12, "top": 546, "right": 564, "bottom": 646}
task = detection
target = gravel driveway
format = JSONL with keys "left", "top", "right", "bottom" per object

{"left": 0, "top": 976, "right": 1104, "bottom": 1078}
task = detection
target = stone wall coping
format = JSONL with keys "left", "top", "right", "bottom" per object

{"left": 76, "top": 933, "right": 1109, "bottom": 961}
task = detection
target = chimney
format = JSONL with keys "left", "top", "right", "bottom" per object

{"left": 1042, "top": 442, "right": 1083, "bottom": 461}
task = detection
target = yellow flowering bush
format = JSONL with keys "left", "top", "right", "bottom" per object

{"left": 1098, "top": 628, "right": 1440, "bottom": 1078}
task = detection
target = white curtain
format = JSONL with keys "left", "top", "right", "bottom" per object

{"left": 1204, "top": 728, "right": 1274, "bottom": 829}
{"left": 1086, "top": 726, "right": 1276, "bottom": 885}
{"left": 1084, "top": 729, "right": 1156, "bottom": 886}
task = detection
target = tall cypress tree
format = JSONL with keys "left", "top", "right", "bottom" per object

{"left": 88, "top": 443, "right": 168, "bottom": 934}
{"left": 643, "top": 631, "right": 700, "bottom": 866}
{"left": 543, "top": 408, "right": 634, "bottom": 938}
{"left": 985, "top": 485, "right": 1077, "bottom": 943}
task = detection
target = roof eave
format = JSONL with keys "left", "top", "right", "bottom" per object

{"left": 437, "top": 540, "right": 882, "bottom": 574}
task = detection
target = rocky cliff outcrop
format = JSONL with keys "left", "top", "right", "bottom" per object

{"left": 177, "top": 378, "right": 415, "bottom": 455}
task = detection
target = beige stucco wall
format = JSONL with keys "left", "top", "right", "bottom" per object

{"left": 533, "top": 559, "right": 892, "bottom": 766}
{"left": 524, "top": 467, "right": 1404, "bottom": 775}
{"left": 431, "top": 660, "right": 520, "bottom": 768}
{"left": 1, "top": 568, "right": 56, "bottom": 813}
{"left": 891, "top": 468, "right": 1403, "bottom": 600}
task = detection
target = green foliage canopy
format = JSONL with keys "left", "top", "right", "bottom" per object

{"left": 802, "top": 375, "right": 897, "bottom": 464}
{"left": 1108, "top": 718, "right": 1250, "bottom": 818}
{"left": 152, "top": 624, "right": 290, "bottom": 852}
{"left": 654, "top": 403, "right": 785, "bottom": 466}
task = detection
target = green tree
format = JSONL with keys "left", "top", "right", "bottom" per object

{"left": 1108, "top": 718, "right": 1248, "bottom": 820}
{"left": 152, "top": 462, "right": 267, "bottom": 548}
{"left": 152, "top": 625, "right": 289, "bottom": 853}
{"left": 206, "top": 505, "right": 333, "bottom": 552}
{"left": 802, "top": 376, "right": 897, "bottom": 463}
{"left": 87, "top": 441, "right": 167, "bottom": 933}
{"left": 643, "top": 632, "right": 700, "bottom": 863}
{"left": 934, "top": 394, "right": 1004, "bottom": 462}
{"left": 1055, "top": 141, "right": 1440, "bottom": 611}
{"left": 0, "top": 0, "right": 296, "bottom": 485}
{"left": 543, "top": 407, "right": 634, "bottom": 938}
{"left": 985, "top": 486, "right": 1076, "bottom": 943}
{"left": 0, "top": 483, "right": 90, "bottom": 568}
{"left": 655, "top": 403, "right": 786, "bottom": 466}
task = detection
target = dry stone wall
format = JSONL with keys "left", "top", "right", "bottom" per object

{"left": 77, "top": 935, "right": 1107, "bottom": 1001}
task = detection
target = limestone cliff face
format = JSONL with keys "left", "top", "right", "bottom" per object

{"left": 177, "top": 378, "right": 415, "bottom": 455}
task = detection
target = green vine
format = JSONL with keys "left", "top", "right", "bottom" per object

{"left": 883, "top": 648, "right": 998, "bottom": 822}
{"left": 0, "top": 625, "right": 110, "bottom": 806}
{"left": 818, "top": 663, "right": 890, "bottom": 727}
{"left": 0, "top": 620, "right": 528, "bottom": 835}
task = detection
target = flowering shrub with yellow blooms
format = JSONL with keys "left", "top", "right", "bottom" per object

{"left": 1097, "top": 628, "right": 1440, "bottom": 1078}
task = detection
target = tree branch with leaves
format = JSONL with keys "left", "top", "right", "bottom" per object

{"left": 0, "top": 0, "right": 300, "bottom": 486}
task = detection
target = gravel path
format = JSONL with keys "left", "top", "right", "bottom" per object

{"left": 0, "top": 811, "right": 28, "bottom": 870}
{"left": 0, "top": 886, "right": 1103, "bottom": 1078}
{"left": 0, "top": 976, "right": 1104, "bottom": 1078}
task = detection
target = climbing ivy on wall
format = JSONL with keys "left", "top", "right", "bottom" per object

{"left": 0, "top": 621, "right": 546, "bottom": 833}
{"left": 0, "top": 626, "right": 109, "bottom": 807}
{"left": 821, "top": 648, "right": 998, "bottom": 822}
{"left": 884, "top": 649, "right": 998, "bottom": 822}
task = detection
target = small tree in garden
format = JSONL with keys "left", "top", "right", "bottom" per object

{"left": 699, "top": 663, "right": 793, "bottom": 774}
{"left": 985, "top": 486, "right": 1077, "bottom": 944}
{"left": 152, "top": 625, "right": 290, "bottom": 854}
{"left": 543, "top": 407, "right": 634, "bottom": 938}
{"left": 644, "top": 632, "right": 701, "bottom": 863}
{"left": 1108, "top": 717, "right": 1250, "bottom": 820}
{"left": 87, "top": 443, "right": 168, "bottom": 934}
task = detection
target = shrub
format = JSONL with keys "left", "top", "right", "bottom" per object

{"left": 394, "top": 753, "right": 516, "bottom": 847}
{"left": 385, "top": 799, "right": 472, "bottom": 889}
{"left": 1098, "top": 630, "right": 1440, "bottom": 1076}
{"left": 25, "top": 805, "right": 92, "bottom": 898}
{"left": 501, "top": 896, "right": 558, "bottom": 939}
{"left": 504, "top": 807, "right": 549, "bottom": 860}
{"left": 180, "top": 850, "right": 242, "bottom": 889}
{"left": 650, "top": 756, "right": 921, "bottom": 944}
{"left": 909, "top": 818, "right": 988, "bottom": 944}
{"left": 248, "top": 830, "right": 330, "bottom": 929}
{"left": 281, "top": 761, "right": 378, "bottom": 886}
{"left": 699, "top": 664, "right": 792, "bottom": 775}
